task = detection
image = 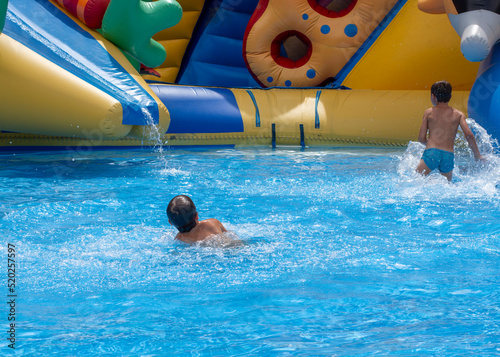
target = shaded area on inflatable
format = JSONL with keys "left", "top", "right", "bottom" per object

{"left": 0, "top": 0, "right": 499, "bottom": 150}
{"left": 469, "top": 41, "right": 500, "bottom": 140}
{"left": 176, "top": 0, "right": 260, "bottom": 87}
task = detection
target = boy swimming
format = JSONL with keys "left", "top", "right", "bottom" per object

{"left": 166, "top": 195, "right": 227, "bottom": 243}
{"left": 416, "top": 80, "right": 484, "bottom": 181}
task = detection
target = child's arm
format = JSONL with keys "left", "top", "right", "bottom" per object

{"left": 459, "top": 114, "right": 483, "bottom": 160}
{"left": 418, "top": 110, "right": 430, "bottom": 144}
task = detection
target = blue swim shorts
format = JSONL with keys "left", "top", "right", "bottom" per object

{"left": 422, "top": 148, "right": 454, "bottom": 173}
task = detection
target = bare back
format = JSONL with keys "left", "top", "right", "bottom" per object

{"left": 419, "top": 103, "right": 464, "bottom": 152}
{"left": 175, "top": 219, "right": 227, "bottom": 243}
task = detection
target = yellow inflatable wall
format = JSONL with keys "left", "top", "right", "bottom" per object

{"left": 341, "top": 0, "right": 479, "bottom": 90}
{"left": 157, "top": 84, "right": 469, "bottom": 148}
{"left": 0, "top": 0, "right": 482, "bottom": 150}
{"left": 142, "top": 0, "right": 205, "bottom": 83}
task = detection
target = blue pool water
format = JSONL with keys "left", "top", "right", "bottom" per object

{"left": 1, "top": 124, "right": 500, "bottom": 356}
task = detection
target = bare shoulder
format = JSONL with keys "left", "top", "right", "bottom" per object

{"left": 203, "top": 218, "right": 222, "bottom": 226}
{"left": 206, "top": 218, "right": 220, "bottom": 222}
{"left": 201, "top": 219, "right": 227, "bottom": 232}
{"left": 452, "top": 107, "right": 465, "bottom": 119}
{"left": 422, "top": 107, "right": 434, "bottom": 123}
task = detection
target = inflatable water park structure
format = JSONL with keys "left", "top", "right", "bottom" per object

{"left": 0, "top": 0, "right": 499, "bottom": 150}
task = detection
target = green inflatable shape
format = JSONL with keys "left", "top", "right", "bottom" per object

{"left": 0, "top": 0, "right": 8, "bottom": 34}
{"left": 101, "top": 0, "right": 182, "bottom": 68}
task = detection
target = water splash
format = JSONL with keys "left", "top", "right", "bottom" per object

{"left": 397, "top": 119, "right": 500, "bottom": 195}
{"left": 454, "top": 119, "right": 500, "bottom": 194}
{"left": 196, "top": 231, "right": 245, "bottom": 248}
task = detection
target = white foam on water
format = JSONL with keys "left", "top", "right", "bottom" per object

{"left": 396, "top": 119, "right": 500, "bottom": 200}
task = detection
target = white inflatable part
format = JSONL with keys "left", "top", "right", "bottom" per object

{"left": 449, "top": 10, "right": 500, "bottom": 62}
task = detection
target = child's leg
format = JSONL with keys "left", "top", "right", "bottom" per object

{"left": 416, "top": 160, "right": 431, "bottom": 176}
{"left": 441, "top": 170, "right": 453, "bottom": 182}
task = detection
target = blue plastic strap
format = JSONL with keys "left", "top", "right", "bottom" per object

{"left": 300, "top": 124, "right": 305, "bottom": 148}
{"left": 315, "top": 91, "right": 322, "bottom": 129}
{"left": 246, "top": 90, "right": 261, "bottom": 127}
{"left": 272, "top": 123, "right": 276, "bottom": 148}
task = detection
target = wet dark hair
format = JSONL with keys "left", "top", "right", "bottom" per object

{"left": 166, "top": 195, "right": 197, "bottom": 233}
{"left": 431, "top": 80, "right": 452, "bottom": 103}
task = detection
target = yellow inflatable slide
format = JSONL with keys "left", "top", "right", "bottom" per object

{"left": 0, "top": 0, "right": 482, "bottom": 150}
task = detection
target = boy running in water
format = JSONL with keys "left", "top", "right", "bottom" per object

{"left": 416, "top": 80, "right": 484, "bottom": 181}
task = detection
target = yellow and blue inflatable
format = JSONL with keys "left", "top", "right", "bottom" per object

{"left": 0, "top": 0, "right": 498, "bottom": 150}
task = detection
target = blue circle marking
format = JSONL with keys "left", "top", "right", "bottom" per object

{"left": 307, "top": 69, "right": 316, "bottom": 79}
{"left": 267, "top": 76, "right": 274, "bottom": 83}
{"left": 285, "top": 80, "right": 292, "bottom": 87}
{"left": 302, "top": 14, "right": 309, "bottom": 20}
{"left": 345, "top": 24, "right": 358, "bottom": 37}
{"left": 321, "top": 25, "right": 330, "bottom": 35}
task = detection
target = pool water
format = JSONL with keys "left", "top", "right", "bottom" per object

{"left": 1, "top": 124, "right": 500, "bottom": 356}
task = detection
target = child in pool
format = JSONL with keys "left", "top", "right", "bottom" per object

{"left": 166, "top": 195, "right": 227, "bottom": 243}
{"left": 416, "top": 80, "right": 484, "bottom": 181}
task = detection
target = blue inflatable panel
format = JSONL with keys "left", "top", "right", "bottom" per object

{"left": 4, "top": 0, "right": 159, "bottom": 126}
{"left": 468, "top": 42, "right": 500, "bottom": 141}
{"left": 177, "top": 0, "right": 259, "bottom": 88}
{"left": 150, "top": 85, "right": 244, "bottom": 134}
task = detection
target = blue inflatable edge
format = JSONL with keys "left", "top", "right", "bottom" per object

{"left": 4, "top": 0, "right": 159, "bottom": 126}
{"left": 468, "top": 41, "right": 500, "bottom": 140}
{"left": 150, "top": 85, "right": 244, "bottom": 134}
